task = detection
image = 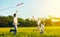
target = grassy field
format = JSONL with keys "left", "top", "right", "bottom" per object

{"left": 0, "top": 26, "right": 60, "bottom": 37}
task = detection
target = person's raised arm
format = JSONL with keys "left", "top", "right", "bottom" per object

{"left": 14, "top": 10, "right": 17, "bottom": 15}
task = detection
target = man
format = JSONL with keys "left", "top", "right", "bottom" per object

{"left": 13, "top": 13, "right": 18, "bottom": 34}
{"left": 10, "top": 10, "right": 18, "bottom": 35}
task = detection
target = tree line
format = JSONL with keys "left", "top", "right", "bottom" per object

{"left": 0, "top": 16, "right": 60, "bottom": 27}
{"left": 0, "top": 16, "right": 37, "bottom": 27}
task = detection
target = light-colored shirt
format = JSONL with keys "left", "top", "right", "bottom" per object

{"left": 13, "top": 17, "right": 18, "bottom": 25}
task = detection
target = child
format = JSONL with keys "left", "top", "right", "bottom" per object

{"left": 40, "top": 21, "right": 44, "bottom": 34}
{"left": 37, "top": 18, "right": 41, "bottom": 32}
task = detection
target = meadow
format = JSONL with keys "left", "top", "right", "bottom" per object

{"left": 0, "top": 26, "right": 60, "bottom": 37}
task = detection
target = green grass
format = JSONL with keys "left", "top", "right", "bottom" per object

{"left": 0, "top": 26, "right": 60, "bottom": 37}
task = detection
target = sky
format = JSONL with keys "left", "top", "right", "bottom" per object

{"left": 0, "top": 0, "right": 60, "bottom": 19}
